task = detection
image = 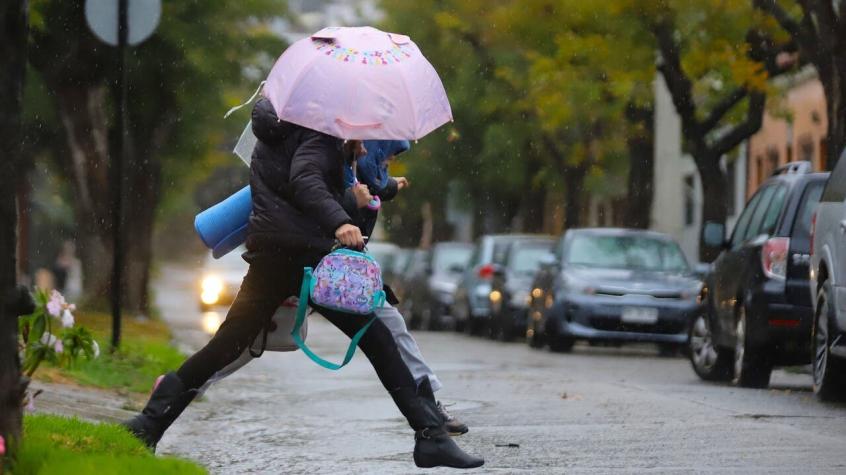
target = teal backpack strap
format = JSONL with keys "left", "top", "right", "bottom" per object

{"left": 291, "top": 267, "right": 377, "bottom": 371}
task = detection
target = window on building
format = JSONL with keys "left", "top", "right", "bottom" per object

{"left": 683, "top": 175, "right": 695, "bottom": 227}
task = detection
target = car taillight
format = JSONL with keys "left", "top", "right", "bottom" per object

{"left": 810, "top": 211, "right": 817, "bottom": 256}
{"left": 478, "top": 264, "right": 495, "bottom": 280}
{"left": 761, "top": 237, "right": 790, "bottom": 280}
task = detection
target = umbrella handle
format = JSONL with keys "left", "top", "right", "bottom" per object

{"left": 336, "top": 118, "right": 383, "bottom": 129}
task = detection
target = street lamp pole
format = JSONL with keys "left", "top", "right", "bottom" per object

{"left": 110, "top": 0, "right": 128, "bottom": 350}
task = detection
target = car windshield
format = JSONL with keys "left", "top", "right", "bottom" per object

{"left": 509, "top": 245, "right": 552, "bottom": 275}
{"left": 433, "top": 247, "right": 472, "bottom": 273}
{"left": 566, "top": 235, "right": 689, "bottom": 272}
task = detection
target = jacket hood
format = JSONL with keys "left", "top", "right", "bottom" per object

{"left": 251, "top": 97, "right": 297, "bottom": 145}
{"left": 344, "top": 140, "right": 410, "bottom": 190}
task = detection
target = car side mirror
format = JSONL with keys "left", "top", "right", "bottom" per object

{"left": 702, "top": 222, "right": 727, "bottom": 249}
{"left": 539, "top": 253, "right": 558, "bottom": 270}
{"left": 448, "top": 264, "right": 465, "bottom": 274}
{"left": 693, "top": 262, "right": 711, "bottom": 280}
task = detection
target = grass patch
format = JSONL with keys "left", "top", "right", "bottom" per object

{"left": 35, "top": 312, "right": 185, "bottom": 394}
{"left": 12, "top": 414, "right": 205, "bottom": 474}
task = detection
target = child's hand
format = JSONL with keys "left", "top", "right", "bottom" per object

{"left": 395, "top": 177, "right": 410, "bottom": 190}
{"left": 353, "top": 183, "right": 373, "bottom": 208}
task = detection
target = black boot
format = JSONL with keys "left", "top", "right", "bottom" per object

{"left": 391, "top": 379, "right": 484, "bottom": 469}
{"left": 123, "top": 372, "right": 198, "bottom": 450}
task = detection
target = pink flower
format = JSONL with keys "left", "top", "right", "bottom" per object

{"left": 54, "top": 339, "right": 64, "bottom": 354}
{"left": 46, "top": 290, "right": 66, "bottom": 317}
{"left": 0, "top": 435, "right": 5, "bottom": 456}
{"left": 60, "top": 309, "right": 75, "bottom": 328}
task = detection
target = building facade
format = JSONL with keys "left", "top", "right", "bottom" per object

{"left": 746, "top": 69, "right": 828, "bottom": 195}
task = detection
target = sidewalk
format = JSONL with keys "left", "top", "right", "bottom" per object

{"left": 30, "top": 379, "right": 137, "bottom": 424}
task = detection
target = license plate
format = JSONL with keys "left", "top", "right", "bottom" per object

{"left": 621, "top": 307, "right": 658, "bottom": 324}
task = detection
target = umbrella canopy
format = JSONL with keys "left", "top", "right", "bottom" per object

{"left": 263, "top": 26, "right": 452, "bottom": 141}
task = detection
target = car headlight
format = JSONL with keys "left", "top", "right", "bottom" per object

{"left": 201, "top": 275, "right": 224, "bottom": 304}
{"left": 680, "top": 283, "right": 704, "bottom": 301}
{"left": 202, "top": 275, "right": 224, "bottom": 293}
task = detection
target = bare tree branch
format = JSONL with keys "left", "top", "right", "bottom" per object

{"left": 712, "top": 93, "right": 766, "bottom": 157}
{"left": 700, "top": 87, "right": 749, "bottom": 134}
{"left": 754, "top": 0, "right": 816, "bottom": 54}
{"left": 652, "top": 19, "right": 700, "bottom": 140}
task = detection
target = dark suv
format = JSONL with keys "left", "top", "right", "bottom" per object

{"left": 694, "top": 162, "right": 829, "bottom": 388}
{"left": 809, "top": 149, "right": 846, "bottom": 400}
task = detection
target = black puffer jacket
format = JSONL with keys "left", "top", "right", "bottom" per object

{"left": 246, "top": 98, "right": 355, "bottom": 255}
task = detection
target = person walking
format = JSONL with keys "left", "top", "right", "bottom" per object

{"left": 123, "top": 98, "right": 483, "bottom": 469}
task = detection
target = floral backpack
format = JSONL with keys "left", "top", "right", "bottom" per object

{"left": 292, "top": 248, "right": 385, "bottom": 370}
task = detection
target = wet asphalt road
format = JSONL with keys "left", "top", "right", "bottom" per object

{"left": 154, "top": 265, "right": 846, "bottom": 474}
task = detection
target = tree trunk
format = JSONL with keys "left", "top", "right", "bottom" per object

{"left": 0, "top": 0, "right": 28, "bottom": 461}
{"left": 563, "top": 166, "right": 587, "bottom": 230}
{"left": 49, "top": 85, "right": 159, "bottom": 314}
{"left": 624, "top": 103, "right": 655, "bottom": 229}
{"left": 122, "top": 148, "right": 162, "bottom": 315}
{"left": 820, "top": 66, "right": 846, "bottom": 169}
{"left": 696, "top": 157, "right": 729, "bottom": 263}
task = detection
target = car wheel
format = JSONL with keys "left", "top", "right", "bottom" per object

{"left": 487, "top": 312, "right": 500, "bottom": 340}
{"left": 409, "top": 306, "right": 422, "bottom": 331}
{"left": 453, "top": 298, "right": 469, "bottom": 333}
{"left": 813, "top": 283, "right": 846, "bottom": 401}
{"left": 733, "top": 306, "right": 772, "bottom": 388}
{"left": 547, "top": 320, "right": 574, "bottom": 353}
{"left": 689, "top": 312, "right": 733, "bottom": 381}
{"left": 527, "top": 319, "right": 544, "bottom": 348}
{"left": 499, "top": 317, "right": 515, "bottom": 342}
{"left": 426, "top": 304, "right": 441, "bottom": 332}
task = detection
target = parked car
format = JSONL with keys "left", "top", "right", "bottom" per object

{"left": 396, "top": 248, "right": 428, "bottom": 322}
{"left": 528, "top": 228, "right": 702, "bottom": 353}
{"left": 385, "top": 247, "right": 415, "bottom": 296}
{"left": 198, "top": 247, "right": 247, "bottom": 311}
{"left": 367, "top": 242, "right": 401, "bottom": 283}
{"left": 454, "top": 234, "right": 554, "bottom": 334}
{"left": 405, "top": 242, "right": 473, "bottom": 330}
{"left": 810, "top": 151, "right": 846, "bottom": 400}
{"left": 488, "top": 237, "right": 555, "bottom": 341}
{"left": 695, "top": 162, "right": 829, "bottom": 388}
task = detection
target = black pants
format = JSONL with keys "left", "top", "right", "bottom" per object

{"left": 177, "top": 253, "right": 417, "bottom": 401}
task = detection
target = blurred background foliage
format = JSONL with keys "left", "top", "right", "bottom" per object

{"left": 18, "top": 0, "right": 811, "bottom": 309}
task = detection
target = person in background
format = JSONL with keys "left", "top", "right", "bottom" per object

{"left": 346, "top": 140, "right": 469, "bottom": 436}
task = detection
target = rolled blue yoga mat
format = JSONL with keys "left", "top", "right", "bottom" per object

{"left": 194, "top": 185, "right": 252, "bottom": 259}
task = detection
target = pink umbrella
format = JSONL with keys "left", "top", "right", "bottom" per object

{"left": 263, "top": 26, "right": 452, "bottom": 141}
